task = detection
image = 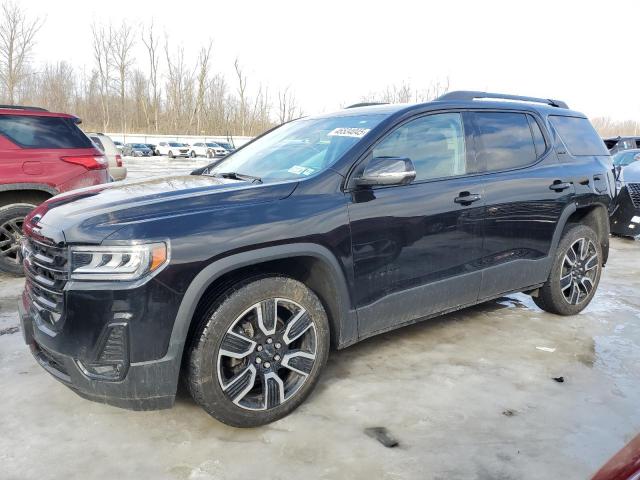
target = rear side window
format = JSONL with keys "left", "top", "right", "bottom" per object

{"left": 0, "top": 115, "right": 93, "bottom": 149}
{"left": 473, "top": 112, "right": 537, "bottom": 172}
{"left": 528, "top": 115, "right": 547, "bottom": 156}
{"left": 90, "top": 136, "right": 105, "bottom": 151}
{"left": 548, "top": 116, "right": 608, "bottom": 156}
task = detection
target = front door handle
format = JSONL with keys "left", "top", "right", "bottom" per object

{"left": 549, "top": 180, "right": 572, "bottom": 192}
{"left": 454, "top": 192, "right": 482, "bottom": 205}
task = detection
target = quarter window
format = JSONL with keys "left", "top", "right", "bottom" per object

{"left": 372, "top": 113, "right": 467, "bottom": 181}
{"left": 473, "top": 112, "right": 537, "bottom": 172}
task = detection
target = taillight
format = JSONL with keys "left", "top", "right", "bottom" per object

{"left": 115, "top": 154, "right": 123, "bottom": 167}
{"left": 61, "top": 155, "right": 107, "bottom": 170}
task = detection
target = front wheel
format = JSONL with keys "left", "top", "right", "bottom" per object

{"left": 186, "top": 276, "right": 330, "bottom": 427}
{"left": 0, "top": 203, "right": 36, "bottom": 275}
{"left": 168, "top": 150, "right": 174, "bottom": 159}
{"left": 190, "top": 150, "right": 196, "bottom": 158}
{"left": 532, "top": 224, "right": 602, "bottom": 315}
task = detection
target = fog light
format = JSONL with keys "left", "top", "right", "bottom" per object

{"left": 76, "top": 323, "right": 128, "bottom": 381}
{"left": 632, "top": 216, "right": 640, "bottom": 223}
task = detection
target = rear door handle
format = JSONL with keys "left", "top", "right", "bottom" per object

{"left": 454, "top": 192, "right": 482, "bottom": 205}
{"left": 549, "top": 181, "right": 572, "bottom": 192}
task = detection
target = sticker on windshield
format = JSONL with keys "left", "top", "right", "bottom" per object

{"left": 288, "top": 165, "right": 315, "bottom": 176}
{"left": 328, "top": 127, "right": 370, "bottom": 138}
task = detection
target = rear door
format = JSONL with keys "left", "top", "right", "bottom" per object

{"left": 471, "top": 110, "right": 570, "bottom": 299}
{"left": 347, "top": 111, "right": 486, "bottom": 337}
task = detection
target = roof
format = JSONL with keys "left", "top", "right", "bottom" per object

{"left": 0, "top": 105, "right": 75, "bottom": 118}
{"left": 323, "top": 91, "right": 585, "bottom": 119}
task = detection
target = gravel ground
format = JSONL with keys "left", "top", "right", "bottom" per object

{"left": 0, "top": 160, "right": 639, "bottom": 479}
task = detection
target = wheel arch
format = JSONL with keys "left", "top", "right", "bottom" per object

{"left": 165, "top": 243, "right": 356, "bottom": 373}
{"left": 563, "top": 203, "right": 610, "bottom": 265}
{"left": 0, "top": 184, "right": 57, "bottom": 207}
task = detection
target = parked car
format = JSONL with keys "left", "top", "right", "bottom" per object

{"left": 122, "top": 143, "right": 153, "bottom": 157}
{"left": 113, "top": 140, "right": 124, "bottom": 153}
{"left": 188, "top": 142, "right": 228, "bottom": 158}
{"left": 604, "top": 136, "right": 640, "bottom": 154}
{"left": 0, "top": 105, "right": 107, "bottom": 275}
{"left": 145, "top": 143, "right": 159, "bottom": 155}
{"left": 611, "top": 160, "right": 640, "bottom": 237}
{"left": 18, "top": 91, "right": 613, "bottom": 427}
{"left": 156, "top": 141, "right": 189, "bottom": 158}
{"left": 87, "top": 132, "right": 127, "bottom": 181}
{"left": 591, "top": 434, "right": 640, "bottom": 480}
{"left": 216, "top": 141, "right": 236, "bottom": 153}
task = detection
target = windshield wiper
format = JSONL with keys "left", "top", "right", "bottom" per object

{"left": 212, "top": 171, "right": 262, "bottom": 184}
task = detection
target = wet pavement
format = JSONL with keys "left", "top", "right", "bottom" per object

{"left": 0, "top": 172, "right": 638, "bottom": 478}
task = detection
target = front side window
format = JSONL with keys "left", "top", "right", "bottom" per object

{"left": 209, "top": 114, "right": 387, "bottom": 181}
{"left": 474, "top": 112, "right": 537, "bottom": 172}
{"left": 372, "top": 113, "right": 467, "bottom": 181}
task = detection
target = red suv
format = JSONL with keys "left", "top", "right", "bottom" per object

{"left": 0, "top": 105, "right": 107, "bottom": 275}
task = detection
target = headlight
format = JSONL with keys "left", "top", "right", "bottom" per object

{"left": 69, "top": 242, "right": 169, "bottom": 281}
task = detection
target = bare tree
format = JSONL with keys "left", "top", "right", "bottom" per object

{"left": 164, "top": 38, "right": 194, "bottom": 132}
{"left": 192, "top": 40, "right": 212, "bottom": 134}
{"left": 0, "top": 1, "right": 41, "bottom": 103}
{"left": 91, "top": 22, "right": 113, "bottom": 132}
{"left": 277, "top": 86, "right": 300, "bottom": 124}
{"left": 111, "top": 21, "right": 135, "bottom": 134}
{"left": 142, "top": 21, "right": 160, "bottom": 132}
{"left": 234, "top": 58, "right": 248, "bottom": 135}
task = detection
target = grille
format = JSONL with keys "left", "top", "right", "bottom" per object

{"left": 23, "top": 237, "right": 68, "bottom": 331}
{"left": 628, "top": 183, "right": 640, "bottom": 208}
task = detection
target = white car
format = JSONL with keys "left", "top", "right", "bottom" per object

{"left": 156, "top": 141, "right": 190, "bottom": 158}
{"left": 188, "top": 142, "right": 228, "bottom": 158}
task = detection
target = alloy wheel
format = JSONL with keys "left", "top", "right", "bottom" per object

{"left": 216, "top": 298, "right": 317, "bottom": 411}
{"left": 0, "top": 216, "right": 24, "bottom": 264}
{"left": 560, "top": 237, "right": 599, "bottom": 305}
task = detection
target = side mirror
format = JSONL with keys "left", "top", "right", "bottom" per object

{"left": 354, "top": 157, "right": 416, "bottom": 187}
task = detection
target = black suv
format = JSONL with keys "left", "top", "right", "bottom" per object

{"left": 18, "top": 91, "right": 614, "bottom": 427}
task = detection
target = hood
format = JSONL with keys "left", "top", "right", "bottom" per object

{"left": 622, "top": 161, "right": 640, "bottom": 183}
{"left": 28, "top": 175, "right": 298, "bottom": 244}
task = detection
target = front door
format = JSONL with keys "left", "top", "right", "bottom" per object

{"left": 347, "top": 112, "right": 486, "bottom": 338}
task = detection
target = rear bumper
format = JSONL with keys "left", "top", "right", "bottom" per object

{"left": 18, "top": 291, "right": 179, "bottom": 411}
{"left": 109, "top": 166, "right": 127, "bottom": 181}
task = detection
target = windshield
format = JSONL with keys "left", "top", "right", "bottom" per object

{"left": 209, "top": 114, "right": 386, "bottom": 181}
{"left": 169, "top": 142, "right": 182, "bottom": 147}
{"left": 218, "top": 142, "right": 233, "bottom": 149}
{"left": 133, "top": 144, "right": 147, "bottom": 148}
{"left": 206, "top": 142, "right": 219, "bottom": 147}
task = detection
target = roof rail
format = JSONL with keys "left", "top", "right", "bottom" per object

{"left": 345, "top": 102, "right": 388, "bottom": 109}
{"left": 436, "top": 91, "right": 568, "bottom": 109}
{"left": 0, "top": 104, "right": 48, "bottom": 112}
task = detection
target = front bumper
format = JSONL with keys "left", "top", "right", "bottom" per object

{"left": 611, "top": 188, "right": 640, "bottom": 237}
{"left": 18, "top": 285, "right": 181, "bottom": 411}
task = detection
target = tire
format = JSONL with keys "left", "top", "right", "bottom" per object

{"left": 168, "top": 150, "right": 174, "bottom": 159}
{"left": 190, "top": 150, "right": 196, "bottom": 158}
{"left": 0, "top": 203, "right": 36, "bottom": 276}
{"left": 186, "top": 276, "right": 330, "bottom": 427}
{"left": 532, "top": 224, "right": 602, "bottom": 315}
{"left": 206, "top": 151, "right": 213, "bottom": 159}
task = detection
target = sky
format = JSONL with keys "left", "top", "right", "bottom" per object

{"left": 22, "top": 0, "right": 640, "bottom": 121}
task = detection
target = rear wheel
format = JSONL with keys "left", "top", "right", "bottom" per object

{"left": 532, "top": 224, "right": 602, "bottom": 315}
{"left": 168, "top": 150, "right": 174, "bottom": 159}
{"left": 0, "top": 203, "right": 36, "bottom": 276}
{"left": 186, "top": 276, "right": 330, "bottom": 427}
{"left": 190, "top": 150, "right": 196, "bottom": 158}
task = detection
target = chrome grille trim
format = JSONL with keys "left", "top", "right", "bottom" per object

{"left": 23, "top": 236, "right": 68, "bottom": 331}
